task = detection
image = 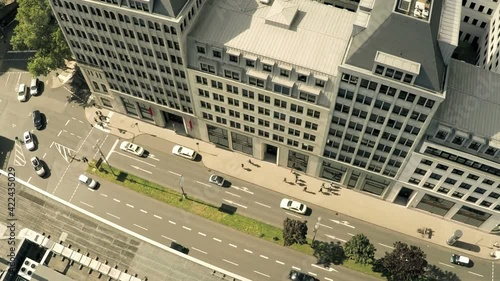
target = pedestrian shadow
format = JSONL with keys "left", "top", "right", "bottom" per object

{"left": 305, "top": 191, "right": 316, "bottom": 195}
{"left": 249, "top": 162, "right": 261, "bottom": 168}
{"left": 297, "top": 183, "right": 306, "bottom": 187}
{"left": 244, "top": 167, "right": 252, "bottom": 172}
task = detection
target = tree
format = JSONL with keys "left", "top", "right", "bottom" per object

{"left": 11, "top": 0, "right": 72, "bottom": 76}
{"left": 343, "top": 233, "right": 376, "bottom": 265}
{"left": 380, "top": 241, "right": 427, "bottom": 281}
{"left": 282, "top": 218, "right": 308, "bottom": 246}
{"left": 312, "top": 240, "right": 345, "bottom": 267}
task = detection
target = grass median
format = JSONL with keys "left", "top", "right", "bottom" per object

{"left": 87, "top": 162, "right": 383, "bottom": 279}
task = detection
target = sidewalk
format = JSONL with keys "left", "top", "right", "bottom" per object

{"left": 85, "top": 107, "right": 500, "bottom": 261}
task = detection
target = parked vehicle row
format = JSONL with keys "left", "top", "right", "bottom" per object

{"left": 17, "top": 78, "right": 40, "bottom": 102}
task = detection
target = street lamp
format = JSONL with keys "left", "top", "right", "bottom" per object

{"left": 196, "top": 142, "right": 200, "bottom": 152}
{"left": 312, "top": 217, "right": 322, "bottom": 244}
{"left": 94, "top": 139, "right": 116, "bottom": 176}
{"left": 179, "top": 175, "right": 186, "bottom": 199}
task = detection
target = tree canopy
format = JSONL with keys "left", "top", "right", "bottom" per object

{"left": 282, "top": 218, "right": 308, "bottom": 246}
{"left": 312, "top": 240, "right": 345, "bottom": 267}
{"left": 381, "top": 241, "right": 427, "bottom": 281}
{"left": 12, "top": 0, "right": 71, "bottom": 76}
{"left": 343, "top": 233, "right": 376, "bottom": 265}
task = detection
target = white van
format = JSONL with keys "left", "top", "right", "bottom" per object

{"left": 30, "top": 78, "right": 39, "bottom": 96}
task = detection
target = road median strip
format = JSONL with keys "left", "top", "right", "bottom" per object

{"left": 87, "top": 162, "right": 384, "bottom": 280}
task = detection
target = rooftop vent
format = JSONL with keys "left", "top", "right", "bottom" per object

{"left": 398, "top": 0, "right": 411, "bottom": 13}
{"left": 265, "top": 0, "right": 298, "bottom": 29}
{"left": 18, "top": 258, "right": 38, "bottom": 280}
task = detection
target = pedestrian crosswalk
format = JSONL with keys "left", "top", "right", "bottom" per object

{"left": 13, "top": 142, "right": 26, "bottom": 166}
{"left": 53, "top": 142, "right": 76, "bottom": 163}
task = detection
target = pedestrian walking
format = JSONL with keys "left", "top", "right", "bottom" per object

{"left": 82, "top": 156, "right": 88, "bottom": 163}
{"left": 241, "top": 163, "right": 244, "bottom": 169}
{"left": 248, "top": 159, "right": 252, "bottom": 164}
{"left": 303, "top": 186, "right": 307, "bottom": 192}
{"left": 319, "top": 187, "right": 323, "bottom": 193}
{"left": 283, "top": 177, "right": 287, "bottom": 183}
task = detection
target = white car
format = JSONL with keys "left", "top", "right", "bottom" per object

{"left": 17, "top": 84, "right": 27, "bottom": 102}
{"left": 172, "top": 145, "right": 196, "bottom": 160}
{"left": 120, "top": 141, "right": 145, "bottom": 156}
{"left": 30, "top": 157, "right": 45, "bottom": 177}
{"left": 450, "top": 254, "right": 470, "bottom": 266}
{"left": 280, "top": 198, "right": 307, "bottom": 214}
{"left": 24, "top": 131, "right": 35, "bottom": 151}
{"left": 79, "top": 174, "right": 97, "bottom": 188}
{"left": 209, "top": 174, "right": 226, "bottom": 186}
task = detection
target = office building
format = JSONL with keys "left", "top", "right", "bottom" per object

{"left": 51, "top": 0, "right": 500, "bottom": 232}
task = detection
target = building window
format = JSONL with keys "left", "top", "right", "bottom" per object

{"left": 273, "top": 84, "right": 290, "bottom": 95}
{"left": 213, "top": 50, "right": 222, "bottom": 58}
{"left": 229, "top": 55, "right": 238, "bottom": 63}
{"left": 263, "top": 64, "right": 272, "bottom": 72}
{"left": 196, "top": 46, "right": 205, "bottom": 54}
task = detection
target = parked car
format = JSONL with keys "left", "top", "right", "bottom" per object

{"left": 30, "top": 157, "right": 45, "bottom": 177}
{"left": 209, "top": 174, "right": 226, "bottom": 186}
{"left": 17, "top": 84, "right": 27, "bottom": 102}
{"left": 450, "top": 254, "right": 470, "bottom": 266}
{"left": 288, "top": 270, "right": 319, "bottom": 281}
{"left": 172, "top": 145, "right": 197, "bottom": 160}
{"left": 23, "top": 131, "right": 35, "bottom": 151}
{"left": 170, "top": 242, "right": 189, "bottom": 254}
{"left": 119, "top": 141, "right": 145, "bottom": 156}
{"left": 78, "top": 174, "right": 97, "bottom": 188}
{"left": 30, "top": 78, "right": 39, "bottom": 96}
{"left": 33, "top": 110, "right": 43, "bottom": 130}
{"left": 280, "top": 198, "right": 307, "bottom": 214}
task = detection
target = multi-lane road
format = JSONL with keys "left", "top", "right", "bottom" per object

{"left": 0, "top": 66, "right": 497, "bottom": 281}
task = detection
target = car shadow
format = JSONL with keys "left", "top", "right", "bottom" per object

{"left": 38, "top": 113, "right": 47, "bottom": 130}
{"left": 221, "top": 181, "right": 232, "bottom": 188}
{"left": 40, "top": 160, "right": 51, "bottom": 179}
{"left": 31, "top": 134, "right": 39, "bottom": 151}
{"left": 193, "top": 154, "right": 202, "bottom": 162}
{"left": 142, "top": 151, "right": 151, "bottom": 158}
{"left": 304, "top": 208, "right": 312, "bottom": 216}
{"left": 37, "top": 81, "right": 45, "bottom": 96}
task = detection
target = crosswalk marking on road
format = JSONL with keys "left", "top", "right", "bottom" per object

{"left": 13, "top": 142, "right": 26, "bottom": 166}
{"left": 53, "top": 142, "right": 76, "bottom": 163}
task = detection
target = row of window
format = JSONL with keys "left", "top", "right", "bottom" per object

{"left": 338, "top": 86, "right": 435, "bottom": 109}
{"left": 434, "top": 129, "right": 499, "bottom": 157}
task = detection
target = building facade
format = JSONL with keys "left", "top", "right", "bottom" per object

{"left": 51, "top": 0, "right": 500, "bottom": 233}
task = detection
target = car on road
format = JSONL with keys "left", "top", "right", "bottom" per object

{"left": 17, "top": 84, "right": 27, "bottom": 102}
{"left": 172, "top": 145, "right": 197, "bottom": 160}
{"left": 30, "top": 78, "right": 39, "bottom": 96}
{"left": 450, "top": 254, "right": 470, "bottom": 266}
{"left": 209, "top": 174, "right": 226, "bottom": 186}
{"left": 78, "top": 174, "right": 97, "bottom": 188}
{"left": 23, "top": 131, "right": 35, "bottom": 151}
{"left": 280, "top": 198, "right": 307, "bottom": 214}
{"left": 170, "top": 242, "right": 189, "bottom": 254}
{"left": 120, "top": 141, "right": 145, "bottom": 156}
{"left": 30, "top": 157, "right": 45, "bottom": 177}
{"left": 33, "top": 110, "right": 43, "bottom": 130}
{"left": 288, "top": 270, "right": 319, "bottom": 281}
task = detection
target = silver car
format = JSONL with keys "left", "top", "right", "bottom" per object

{"left": 120, "top": 141, "right": 145, "bottom": 156}
{"left": 24, "top": 131, "right": 35, "bottom": 151}
{"left": 30, "top": 157, "right": 45, "bottom": 177}
{"left": 79, "top": 174, "right": 97, "bottom": 189}
{"left": 209, "top": 174, "right": 226, "bottom": 186}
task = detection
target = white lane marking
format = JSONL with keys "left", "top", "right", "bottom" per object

{"left": 225, "top": 191, "right": 241, "bottom": 198}
{"left": 213, "top": 238, "right": 222, "bottom": 242}
{"left": 57, "top": 130, "right": 62, "bottom": 137}
{"left": 71, "top": 117, "right": 76, "bottom": 120}
{"left": 87, "top": 188, "right": 95, "bottom": 192}
{"left": 140, "top": 209, "right": 148, "bottom": 213}
{"left": 50, "top": 142, "right": 54, "bottom": 148}
{"left": 42, "top": 153, "right": 46, "bottom": 158}
{"left": 244, "top": 249, "right": 253, "bottom": 254}
{"left": 106, "top": 212, "right": 120, "bottom": 219}
{"left": 378, "top": 243, "right": 395, "bottom": 249}
{"left": 438, "top": 262, "right": 454, "bottom": 268}
{"left": 232, "top": 185, "right": 254, "bottom": 194}
{"left": 161, "top": 235, "right": 175, "bottom": 242}
{"left": 276, "top": 260, "right": 284, "bottom": 265}
{"left": 79, "top": 120, "right": 83, "bottom": 123}
{"left": 254, "top": 271, "right": 270, "bottom": 278}
{"left": 347, "top": 233, "right": 355, "bottom": 236}
{"left": 77, "top": 135, "right": 82, "bottom": 139}
{"left": 27, "top": 177, "right": 32, "bottom": 183}
{"left": 113, "top": 198, "right": 120, "bottom": 203}
{"left": 191, "top": 247, "right": 207, "bottom": 254}
{"left": 286, "top": 212, "right": 302, "bottom": 219}
{"left": 133, "top": 224, "right": 148, "bottom": 231}
{"left": 325, "top": 234, "right": 346, "bottom": 243}
{"left": 182, "top": 226, "right": 192, "bottom": 231}
{"left": 126, "top": 204, "right": 134, "bottom": 208}
{"left": 79, "top": 201, "right": 94, "bottom": 208}
{"left": 106, "top": 139, "right": 120, "bottom": 162}
{"left": 70, "top": 133, "right": 75, "bottom": 136}
{"left": 308, "top": 272, "right": 317, "bottom": 276}
{"left": 260, "top": 255, "right": 268, "bottom": 259}
{"left": 223, "top": 259, "right": 238, "bottom": 266}
{"left": 131, "top": 165, "right": 152, "bottom": 174}
{"left": 311, "top": 264, "right": 337, "bottom": 272}
{"left": 196, "top": 181, "right": 211, "bottom": 187}
{"left": 169, "top": 171, "right": 182, "bottom": 176}
{"left": 467, "top": 271, "right": 483, "bottom": 277}
{"left": 324, "top": 278, "right": 334, "bottom": 281}
{"left": 318, "top": 223, "right": 333, "bottom": 229}
{"left": 63, "top": 129, "right": 68, "bottom": 133}
{"left": 329, "top": 219, "right": 355, "bottom": 229}
{"left": 154, "top": 215, "right": 162, "bottom": 219}
{"left": 115, "top": 151, "right": 156, "bottom": 167}
{"left": 223, "top": 199, "right": 247, "bottom": 209}
{"left": 147, "top": 154, "right": 160, "bottom": 161}
{"left": 101, "top": 193, "right": 108, "bottom": 197}
{"left": 229, "top": 244, "right": 237, "bottom": 248}
{"left": 198, "top": 232, "right": 206, "bottom": 236}
{"left": 168, "top": 220, "right": 176, "bottom": 225}
{"left": 292, "top": 266, "right": 301, "bottom": 271}
{"left": 255, "top": 201, "right": 271, "bottom": 208}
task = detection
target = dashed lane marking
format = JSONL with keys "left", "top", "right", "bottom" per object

{"left": 154, "top": 215, "right": 162, "bottom": 219}
{"left": 106, "top": 212, "right": 120, "bottom": 220}
{"left": 168, "top": 220, "right": 176, "bottom": 225}
{"left": 255, "top": 201, "right": 271, "bottom": 208}
{"left": 254, "top": 271, "right": 270, "bottom": 278}
{"left": 438, "top": 262, "right": 454, "bottom": 268}
{"left": 260, "top": 255, "right": 268, "bottom": 259}
{"left": 311, "top": 264, "right": 337, "bottom": 272}
{"left": 161, "top": 235, "right": 175, "bottom": 242}
{"left": 244, "top": 249, "right": 253, "bottom": 254}
{"left": 198, "top": 232, "right": 206, "bottom": 236}
{"left": 292, "top": 266, "right": 301, "bottom": 271}
{"left": 223, "top": 199, "right": 247, "bottom": 209}
{"left": 113, "top": 198, "right": 120, "bottom": 203}
{"left": 79, "top": 201, "right": 94, "bottom": 208}
{"left": 182, "top": 226, "right": 192, "bottom": 231}
{"left": 378, "top": 243, "right": 395, "bottom": 249}
{"left": 232, "top": 185, "right": 254, "bottom": 194}
{"left": 223, "top": 259, "right": 238, "bottom": 267}
{"left": 140, "top": 209, "right": 147, "bottom": 213}
{"left": 318, "top": 223, "right": 333, "bottom": 229}
{"left": 196, "top": 181, "right": 211, "bottom": 187}
{"left": 468, "top": 271, "right": 484, "bottom": 277}
{"left": 276, "top": 260, "right": 284, "bottom": 265}
{"left": 213, "top": 238, "right": 222, "bottom": 242}
{"left": 126, "top": 204, "right": 134, "bottom": 208}
{"left": 325, "top": 234, "right": 346, "bottom": 243}
{"left": 229, "top": 244, "right": 237, "bottom": 248}
{"left": 307, "top": 272, "right": 317, "bottom": 276}
{"left": 225, "top": 191, "right": 241, "bottom": 198}
{"left": 169, "top": 171, "right": 182, "bottom": 176}
{"left": 192, "top": 247, "right": 207, "bottom": 254}
{"left": 286, "top": 212, "right": 302, "bottom": 219}
{"left": 133, "top": 224, "right": 148, "bottom": 231}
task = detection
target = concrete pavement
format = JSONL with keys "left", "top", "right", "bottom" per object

{"left": 85, "top": 107, "right": 500, "bottom": 261}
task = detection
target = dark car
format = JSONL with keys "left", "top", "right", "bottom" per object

{"left": 170, "top": 242, "right": 189, "bottom": 254}
{"left": 288, "top": 270, "right": 319, "bottom": 281}
{"left": 33, "top": 110, "right": 42, "bottom": 130}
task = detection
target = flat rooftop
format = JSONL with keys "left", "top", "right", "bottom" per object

{"left": 190, "top": 0, "right": 357, "bottom": 76}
